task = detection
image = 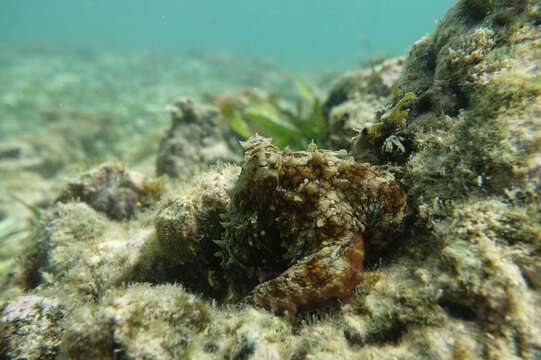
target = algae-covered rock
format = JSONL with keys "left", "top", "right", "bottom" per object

{"left": 58, "top": 162, "right": 161, "bottom": 220}
{"left": 340, "top": 0, "right": 541, "bottom": 357}
{"left": 60, "top": 285, "right": 211, "bottom": 360}
{"left": 9, "top": 200, "right": 155, "bottom": 302}
{"left": 59, "top": 284, "right": 291, "bottom": 360}
{"left": 128, "top": 165, "right": 240, "bottom": 298}
{"left": 156, "top": 98, "right": 241, "bottom": 177}
{"left": 323, "top": 57, "right": 405, "bottom": 150}
{"left": 1, "top": 295, "right": 64, "bottom": 360}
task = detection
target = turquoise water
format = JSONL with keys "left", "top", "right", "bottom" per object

{"left": 0, "top": 0, "right": 452, "bottom": 70}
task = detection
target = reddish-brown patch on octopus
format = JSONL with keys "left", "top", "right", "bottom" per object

{"left": 339, "top": 233, "right": 364, "bottom": 301}
{"left": 252, "top": 233, "right": 365, "bottom": 318}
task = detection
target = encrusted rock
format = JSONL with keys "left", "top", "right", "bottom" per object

{"left": 156, "top": 98, "right": 241, "bottom": 177}
{"left": 58, "top": 162, "right": 161, "bottom": 220}
{"left": 1, "top": 295, "right": 64, "bottom": 360}
{"left": 59, "top": 284, "right": 290, "bottom": 360}
{"left": 142, "top": 166, "right": 240, "bottom": 297}
{"left": 322, "top": 57, "right": 405, "bottom": 150}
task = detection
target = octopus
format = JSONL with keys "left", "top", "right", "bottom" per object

{"left": 219, "top": 135, "right": 407, "bottom": 318}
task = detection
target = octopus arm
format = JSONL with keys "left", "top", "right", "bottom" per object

{"left": 252, "top": 233, "right": 364, "bottom": 318}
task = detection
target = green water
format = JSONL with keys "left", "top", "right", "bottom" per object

{"left": 0, "top": 0, "right": 452, "bottom": 70}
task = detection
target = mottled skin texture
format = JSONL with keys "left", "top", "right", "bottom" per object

{"left": 221, "top": 135, "right": 406, "bottom": 317}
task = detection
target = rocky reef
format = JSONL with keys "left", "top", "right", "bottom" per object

{"left": 156, "top": 98, "right": 241, "bottom": 178}
{"left": 1, "top": 0, "right": 541, "bottom": 359}
{"left": 323, "top": 57, "right": 405, "bottom": 150}
{"left": 58, "top": 162, "right": 162, "bottom": 221}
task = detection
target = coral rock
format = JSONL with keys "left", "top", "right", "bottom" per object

{"left": 58, "top": 162, "right": 161, "bottom": 220}
{"left": 322, "top": 57, "right": 405, "bottom": 150}
{"left": 1, "top": 295, "right": 64, "bottom": 360}
{"left": 156, "top": 98, "right": 240, "bottom": 177}
{"left": 147, "top": 166, "right": 240, "bottom": 297}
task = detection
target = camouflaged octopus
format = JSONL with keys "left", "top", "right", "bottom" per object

{"left": 219, "top": 135, "right": 407, "bottom": 317}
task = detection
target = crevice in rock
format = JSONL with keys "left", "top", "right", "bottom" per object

{"left": 438, "top": 299, "right": 477, "bottom": 321}
{"left": 461, "top": 0, "right": 490, "bottom": 24}
{"left": 364, "top": 321, "right": 408, "bottom": 345}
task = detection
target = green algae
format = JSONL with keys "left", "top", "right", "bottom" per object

{"left": 217, "top": 79, "right": 327, "bottom": 150}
